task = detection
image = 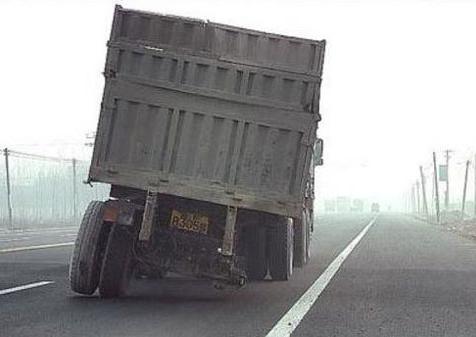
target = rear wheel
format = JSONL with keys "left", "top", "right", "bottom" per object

{"left": 244, "top": 225, "right": 268, "bottom": 281}
{"left": 99, "top": 224, "right": 135, "bottom": 298}
{"left": 69, "top": 201, "right": 111, "bottom": 295}
{"left": 268, "top": 217, "right": 294, "bottom": 281}
{"left": 293, "top": 209, "right": 312, "bottom": 268}
{"left": 305, "top": 212, "right": 312, "bottom": 262}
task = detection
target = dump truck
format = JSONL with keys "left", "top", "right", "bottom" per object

{"left": 69, "top": 5, "right": 325, "bottom": 298}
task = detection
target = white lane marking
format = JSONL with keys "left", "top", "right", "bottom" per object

{"left": 0, "top": 228, "right": 77, "bottom": 237}
{"left": 0, "top": 281, "right": 54, "bottom": 296}
{"left": 265, "top": 216, "right": 378, "bottom": 337}
{"left": 0, "top": 237, "right": 32, "bottom": 242}
{"left": 0, "top": 242, "right": 74, "bottom": 254}
{"left": 0, "top": 232, "right": 76, "bottom": 242}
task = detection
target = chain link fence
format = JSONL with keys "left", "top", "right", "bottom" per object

{"left": 0, "top": 149, "right": 109, "bottom": 229}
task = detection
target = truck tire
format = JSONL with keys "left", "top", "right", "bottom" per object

{"left": 268, "top": 218, "right": 294, "bottom": 281}
{"left": 293, "top": 218, "right": 307, "bottom": 268}
{"left": 245, "top": 225, "right": 267, "bottom": 281}
{"left": 69, "top": 201, "right": 110, "bottom": 295}
{"left": 293, "top": 210, "right": 312, "bottom": 268}
{"left": 98, "top": 224, "right": 135, "bottom": 298}
{"left": 305, "top": 214, "right": 312, "bottom": 262}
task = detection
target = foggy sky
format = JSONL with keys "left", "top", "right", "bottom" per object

{"left": 1, "top": 0, "right": 475, "bottom": 211}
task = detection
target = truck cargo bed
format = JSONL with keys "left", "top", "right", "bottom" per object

{"left": 89, "top": 5, "right": 325, "bottom": 218}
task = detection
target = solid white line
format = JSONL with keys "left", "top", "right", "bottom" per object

{"left": 0, "top": 237, "right": 32, "bottom": 242}
{"left": 0, "top": 281, "right": 54, "bottom": 296}
{"left": 0, "top": 242, "right": 74, "bottom": 254}
{"left": 265, "top": 216, "right": 378, "bottom": 337}
{"left": 0, "top": 228, "right": 77, "bottom": 237}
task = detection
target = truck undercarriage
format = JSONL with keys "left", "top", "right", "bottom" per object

{"left": 70, "top": 185, "right": 310, "bottom": 297}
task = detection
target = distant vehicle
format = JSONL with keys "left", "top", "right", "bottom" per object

{"left": 371, "top": 203, "right": 380, "bottom": 213}
{"left": 336, "top": 196, "right": 352, "bottom": 213}
{"left": 351, "top": 199, "right": 364, "bottom": 212}
{"left": 69, "top": 5, "right": 326, "bottom": 298}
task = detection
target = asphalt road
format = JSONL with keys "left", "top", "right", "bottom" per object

{"left": 0, "top": 226, "right": 77, "bottom": 250}
{"left": 1, "top": 214, "right": 475, "bottom": 337}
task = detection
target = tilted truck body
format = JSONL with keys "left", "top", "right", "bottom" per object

{"left": 70, "top": 5, "right": 325, "bottom": 297}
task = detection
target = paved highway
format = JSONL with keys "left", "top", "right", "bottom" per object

{"left": 1, "top": 214, "right": 475, "bottom": 337}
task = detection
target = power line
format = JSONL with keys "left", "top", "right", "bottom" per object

{"left": 6, "top": 149, "right": 89, "bottom": 164}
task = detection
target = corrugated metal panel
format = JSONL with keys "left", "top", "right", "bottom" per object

{"left": 112, "top": 6, "right": 325, "bottom": 76}
{"left": 89, "top": 6, "right": 325, "bottom": 218}
{"left": 99, "top": 97, "right": 305, "bottom": 195}
{"left": 109, "top": 42, "right": 318, "bottom": 112}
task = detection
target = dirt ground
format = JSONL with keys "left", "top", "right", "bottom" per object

{"left": 415, "top": 211, "right": 476, "bottom": 241}
{"left": 445, "top": 218, "right": 476, "bottom": 241}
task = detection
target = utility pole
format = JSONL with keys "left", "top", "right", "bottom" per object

{"left": 445, "top": 150, "right": 451, "bottom": 210}
{"left": 3, "top": 148, "right": 13, "bottom": 230}
{"left": 420, "top": 166, "right": 429, "bottom": 219}
{"left": 433, "top": 152, "right": 441, "bottom": 224}
{"left": 474, "top": 154, "right": 476, "bottom": 218}
{"left": 72, "top": 158, "right": 77, "bottom": 220}
{"left": 416, "top": 181, "right": 421, "bottom": 214}
{"left": 411, "top": 184, "right": 416, "bottom": 213}
{"left": 461, "top": 159, "right": 470, "bottom": 220}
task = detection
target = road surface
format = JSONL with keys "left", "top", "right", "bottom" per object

{"left": 1, "top": 214, "right": 475, "bottom": 337}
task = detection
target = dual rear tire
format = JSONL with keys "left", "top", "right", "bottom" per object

{"left": 293, "top": 210, "right": 312, "bottom": 268}
{"left": 244, "top": 225, "right": 268, "bottom": 280}
{"left": 69, "top": 201, "right": 135, "bottom": 298}
{"left": 268, "top": 219, "right": 294, "bottom": 281}
{"left": 98, "top": 224, "right": 135, "bottom": 298}
{"left": 69, "top": 201, "right": 111, "bottom": 295}
{"left": 244, "top": 216, "right": 294, "bottom": 281}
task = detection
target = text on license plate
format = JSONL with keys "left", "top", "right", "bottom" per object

{"left": 169, "top": 209, "right": 209, "bottom": 234}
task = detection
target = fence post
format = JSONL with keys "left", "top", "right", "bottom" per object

{"left": 72, "top": 158, "right": 77, "bottom": 221}
{"left": 420, "top": 165, "right": 429, "bottom": 220}
{"left": 4, "top": 148, "right": 13, "bottom": 230}
{"left": 411, "top": 184, "right": 416, "bottom": 213}
{"left": 416, "top": 181, "right": 421, "bottom": 214}
{"left": 461, "top": 160, "right": 470, "bottom": 221}
{"left": 433, "top": 152, "right": 441, "bottom": 224}
{"left": 474, "top": 154, "right": 476, "bottom": 218}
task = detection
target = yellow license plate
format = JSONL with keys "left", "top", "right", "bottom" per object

{"left": 169, "top": 209, "right": 209, "bottom": 234}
